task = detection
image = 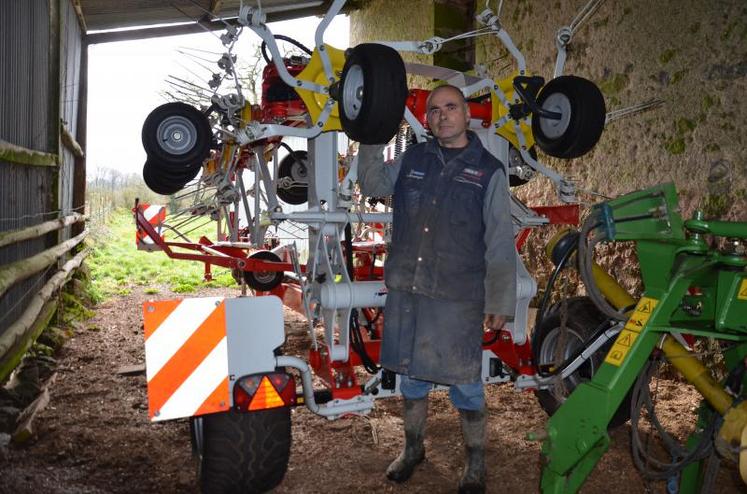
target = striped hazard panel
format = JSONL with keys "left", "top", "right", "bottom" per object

{"left": 143, "top": 297, "right": 230, "bottom": 422}
{"left": 136, "top": 204, "right": 166, "bottom": 251}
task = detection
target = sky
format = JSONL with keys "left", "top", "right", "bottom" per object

{"left": 86, "top": 14, "right": 350, "bottom": 179}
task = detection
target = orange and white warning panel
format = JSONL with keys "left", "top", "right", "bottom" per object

{"left": 136, "top": 204, "right": 166, "bottom": 251}
{"left": 142, "top": 295, "right": 285, "bottom": 422}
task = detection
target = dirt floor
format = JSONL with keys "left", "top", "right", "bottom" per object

{"left": 0, "top": 284, "right": 744, "bottom": 494}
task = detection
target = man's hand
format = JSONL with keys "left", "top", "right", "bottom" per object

{"left": 483, "top": 314, "right": 507, "bottom": 331}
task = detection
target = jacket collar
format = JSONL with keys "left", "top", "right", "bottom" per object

{"left": 424, "top": 130, "right": 483, "bottom": 166}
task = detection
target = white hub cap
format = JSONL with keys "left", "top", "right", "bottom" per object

{"left": 342, "top": 65, "right": 364, "bottom": 120}
{"left": 538, "top": 93, "right": 572, "bottom": 139}
{"left": 157, "top": 115, "right": 198, "bottom": 155}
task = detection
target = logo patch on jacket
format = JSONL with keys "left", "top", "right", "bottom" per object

{"left": 453, "top": 167, "right": 485, "bottom": 188}
{"left": 405, "top": 169, "right": 426, "bottom": 180}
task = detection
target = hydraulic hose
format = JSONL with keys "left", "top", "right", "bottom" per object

{"left": 531, "top": 238, "right": 578, "bottom": 373}
{"left": 578, "top": 213, "right": 627, "bottom": 321}
{"left": 630, "top": 360, "right": 720, "bottom": 481}
{"left": 261, "top": 35, "right": 313, "bottom": 64}
{"left": 344, "top": 223, "right": 380, "bottom": 374}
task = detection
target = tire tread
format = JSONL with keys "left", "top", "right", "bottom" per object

{"left": 200, "top": 408, "right": 291, "bottom": 494}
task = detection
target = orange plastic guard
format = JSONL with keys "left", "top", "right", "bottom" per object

{"left": 142, "top": 296, "right": 286, "bottom": 422}
{"left": 143, "top": 297, "right": 230, "bottom": 422}
{"left": 136, "top": 204, "right": 166, "bottom": 251}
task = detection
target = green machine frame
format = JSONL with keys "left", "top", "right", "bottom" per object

{"left": 539, "top": 183, "right": 747, "bottom": 493}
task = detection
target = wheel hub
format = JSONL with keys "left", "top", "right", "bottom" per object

{"left": 538, "top": 93, "right": 572, "bottom": 139}
{"left": 157, "top": 115, "right": 198, "bottom": 155}
{"left": 342, "top": 64, "right": 364, "bottom": 119}
{"left": 538, "top": 327, "right": 592, "bottom": 395}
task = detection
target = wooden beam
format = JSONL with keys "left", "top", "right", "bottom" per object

{"left": 0, "top": 140, "right": 58, "bottom": 167}
{"left": 209, "top": 0, "right": 223, "bottom": 16}
{"left": 0, "top": 213, "right": 86, "bottom": 249}
{"left": 72, "top": 40, "right": 89, "bottom": 237}
{"left": 13, "top": 373, "right": 56, "bottom": 444}
{"left": 49, "top": 0, "right": 62, "bottom": 248}
{"left": 60, "top": 121, "right": 85, "bottom": 158}
{"left": 0, "top": 249, "right": 89, "bottom": 382}
{"left": 0, "top": 230, "right": 87, "bottom": 300}
{"left": 48, "top": 0, "right": 61, "bottom": 156}
{"left": 72, "top": 0, "right": 88, "bottom": 33}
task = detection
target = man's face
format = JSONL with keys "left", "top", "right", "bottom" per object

{"left": 426, "top": 87, "right": 470, "bottom": 147}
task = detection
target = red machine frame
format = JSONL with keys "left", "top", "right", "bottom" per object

{"left": 134, "top": 199, "right": 579, "bottom": 401}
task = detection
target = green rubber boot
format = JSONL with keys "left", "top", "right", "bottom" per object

{"left": 458, "top": 408, "right": 486, "bottom": 494}
{"left": 386, "top": 397, "right": 427, "bottom": 482}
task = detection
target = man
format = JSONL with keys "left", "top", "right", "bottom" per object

{"left": 357, "top": 84, "right": 516, "bottom": 493}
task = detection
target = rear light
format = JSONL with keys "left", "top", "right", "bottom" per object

{"left": 233, "top": 372, "right": 296, "bottom": 412}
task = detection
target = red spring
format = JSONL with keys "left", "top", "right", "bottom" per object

{"left": 261, "top": 100, "right": 307, "bottom": 123}
{"left": 260, "top": 59, "right": 307, "bottom": 123}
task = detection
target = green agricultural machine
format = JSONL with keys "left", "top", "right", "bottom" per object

{"left": 539, "top": 182, "right": 747, "bottom": 493}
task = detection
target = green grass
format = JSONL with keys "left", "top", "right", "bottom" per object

{"left": 88, "top": 208, "right": 235, "bottom": 300}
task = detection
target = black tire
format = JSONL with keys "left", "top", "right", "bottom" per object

{"left": 142, "top": 102, "right": 212, "bottom": 167}
{"left": 142, "top": 159, "right": 200, "bottom": 195}
{"left": 198, "top": 408, "right": 291, "bottom": 494}
{"left": 533, "top": 296, "right": 631, "bottom": 428}
{"left": 531, "top": 76, "right": 606, "bottom": 159}
{"left": 276, "top": 151, "right": 309, "bottom": 205}
{"left": 243, "top": 250, "right": 284, "bottom": 291}
{"left": 339, "top": 43, "right": 407, "bottom": 145}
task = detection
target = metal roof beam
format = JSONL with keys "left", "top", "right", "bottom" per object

{"left": 85, "top": 1, "right": 351, "bottom": 44}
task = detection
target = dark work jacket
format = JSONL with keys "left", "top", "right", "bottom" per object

{"left": 384, "top": 136, "right": 501, "bottom": 302}
{"left": 358, "top": 132, "right": 515, "bottom": 384}
{"left": 367, "top": 133, "right": 511, "bottom": 384}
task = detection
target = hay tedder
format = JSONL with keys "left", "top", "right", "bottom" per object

{"left": 132, "top": 0, "right": 745, "bottom": 492}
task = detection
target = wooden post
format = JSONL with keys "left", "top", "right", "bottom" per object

{"left": 72, "top": 39, "right": 88, "bottom": 237}
{"left": 48, "top": 0, "right": 62, "bottom": 250}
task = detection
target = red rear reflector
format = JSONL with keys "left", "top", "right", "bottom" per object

{"left": 234, "top": 372, "right": 296, "bottom": 412}
{"left": 249, "top": 376, "right": 285, "bottom": 410}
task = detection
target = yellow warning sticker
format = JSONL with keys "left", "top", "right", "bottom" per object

{"left": 738, "top": 279, "right": 747, "bottom": 301}
{"left": 604, "top": 330, "right": 640, "bottom": 366}
{"left": 605, "top": 297, "right": 659, "bottom": 367}
{"left": 624, "top": 315, "right": 645, "bottom": 333}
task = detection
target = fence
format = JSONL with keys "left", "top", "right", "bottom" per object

{"left": 0, "top": 0, "right": 87, "bottom": 382}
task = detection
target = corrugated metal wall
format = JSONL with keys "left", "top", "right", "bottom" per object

{"left": 0, "top": 0, "right": 57, "bottom": 345}
{"left": 0, "top": 0, "right": 82, "bottom": 350}
{"left": 60, "top": 0, "right": 83, "bottom": 240}
{"left": 0, "top": 0, "right": 51, "bottom": 151}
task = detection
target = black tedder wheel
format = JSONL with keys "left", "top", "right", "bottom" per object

{"left": 533, "top": 296, "right": 631, "bottom": 428}
{"left": 531, "top": 76, "right": 606, "bottom": 159}
{"left": 198, "top": 408, "right": 291, "bottom": 494}
{"left": 243, "top": 250, "right": 284, "bottom": 291}
{"left": 142, "top": 159, "right": 200, "bottom": 195}
{"left": 142, "top": 102, "right": 212, "bottom": 167}
{"left": 339, "top": 43, "right": 408, "bottom": 144}
{"left": 276, "top": 150, "right": 309, "bottom": 205}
